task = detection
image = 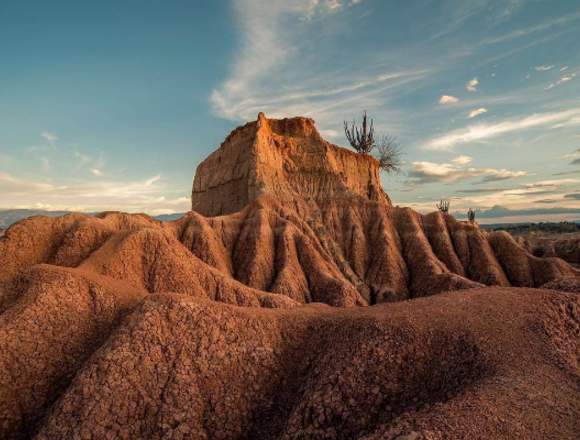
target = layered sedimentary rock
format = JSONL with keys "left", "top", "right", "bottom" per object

{"left": 189, "top": 114, "right": 577, "bottom": 303}
{"left": 0, "top": 113, "right": 579, "bottom": 439}
{"left": 192, "top": 112, "right": 390, "bottom": 216}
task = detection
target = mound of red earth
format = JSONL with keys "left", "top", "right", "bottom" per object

{"left": 516, "top": 232, "right": 580, "bottom": 268}
{"left": 0, "top": 114, "right": 579, "bottom": 439}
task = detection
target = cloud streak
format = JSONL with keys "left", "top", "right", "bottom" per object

{"left": 41, "top": 131, "right": 58, "bottom": 145}
{"left": 468, "top": 107, "right": 487, "bottom": 118}
{"left": 407, "top": 157, "right": 527, "bottom": 185}
{"left": 0, "top": 172, "right": 189, "bottom": 215}
{"left": 546, "top": 72, "right": 576, "bottom": 90}
{"left": 424, "top": 108, "right": 580, "bottom": 150}
{"left": 439, "top": 95, "right": 459, "bottom": 104}
{"left": 466, "top": 78, "right": 479, "bottom": 92}
{"left": 481, "top": 11, "right": 580, "bottom": 45}
{"left": 210, "top": 0, "right": 430, "bottom": 137}
{"left": 534, "top": 64, "right": 554, "bottom": 71}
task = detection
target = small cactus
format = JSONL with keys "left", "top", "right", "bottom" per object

{"left": 467, "top": 208, "right": 475, "bottom": 222}
{"left": 436, "top": 199, "right": 450, "bottom": 213}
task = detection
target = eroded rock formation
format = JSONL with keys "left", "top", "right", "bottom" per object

{"left": 192, "top": 112, "right": 390, "bottom": 216}
{"left": 189, "top": 114, "right": 577, "bottom": 303}
{"left": 0, "top": 113, "right": 579, "bottom": 439}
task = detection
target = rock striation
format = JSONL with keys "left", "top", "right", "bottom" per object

{"left": 189, "top": 113, "right": 578, "bottom": 303}
{"left": 0, "top": 113, "right": 579, "bottom": 439}
{"left": 192, "top": 113, "right": 390, "bottom": 217}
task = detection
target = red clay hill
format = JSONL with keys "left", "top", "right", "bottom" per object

{"left": 0, "top": 114, "right": 578, "bottom": 439}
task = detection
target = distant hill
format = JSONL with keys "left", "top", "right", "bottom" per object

{"left": 0, "top": 209, "right": 187, "bottom": 229}
{"left": 153, "top": 213, "right": 185, "bottom": 222}
{"left": 0, "top": 209, "right": 74, "bottom": 229}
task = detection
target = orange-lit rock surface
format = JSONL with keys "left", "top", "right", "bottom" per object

{"left": 0, "top": 114, "right": 579, "bottom": 439}
{"left": 192, "top": 113, "right": 390, "bottom": 217}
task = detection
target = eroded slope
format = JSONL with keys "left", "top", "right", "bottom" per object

{"left": 0, "top": 198, "right": 577, "bottom": 311}
{"left": 1, "top": 284, "right": 578, "bottom": 439}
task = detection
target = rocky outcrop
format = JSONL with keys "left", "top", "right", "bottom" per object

{"left": 192, "top": 113, "right": 390, "bottom": 217}
{"left": 517, "top": 234, "right": 580, "bottom": 267}
{"left": 187, "top": 114, "right": 578, "bottom": 302}
{"left": 3, "top": 284, "right": 580, "bottom": 439}
{"left": 1, "top": 202, "right": 576, "bottom": 313}
{"left": 0, "top": 114, "right": 579, "bottom": 439}
{"left": 1, "top": 115, "right": 577, "bottom": 311}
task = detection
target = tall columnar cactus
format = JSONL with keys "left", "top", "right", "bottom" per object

{"left": 344, "top": 111, "right": 375, "bottom": 154}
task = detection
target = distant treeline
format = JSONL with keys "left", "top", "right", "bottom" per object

{"left": 481, "top": 221, "right": 580, "bottom": 235}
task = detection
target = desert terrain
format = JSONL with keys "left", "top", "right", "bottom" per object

{"left": 486, "top": 223, "right": 580, "bottom": 268}
{"left": 0, "top": 114, "right": 579, "bottom": 439}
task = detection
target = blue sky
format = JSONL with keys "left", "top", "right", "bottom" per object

{"left": 0, "top": 0, "right": 579, "bottom": 221}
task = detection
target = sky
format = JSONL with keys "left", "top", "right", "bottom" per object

{"left": 0, "top": 0, "right": 579, "bottom": 222}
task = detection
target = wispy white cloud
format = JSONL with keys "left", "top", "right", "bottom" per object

{"left": 551, "top": 115, "right": 580, "bottom": 129}
{"left": 534, "top": 64, "right": 554, "bottom": 71}
{"left": 563, "top": 148, "right": 580, "bottom": 165}
{"left": 405, "top": 178, "right": 579, "bottom": 216}
{"left": 210, "top": 0, "right": 428, "bottom": 136}
{"left": 303, "top": 0, "right": 361, "bottom": 20}
{"left": 466, "top": 77, "right": 479, "bottom": 92}
{"left": 407, "top": 158, "right": 527, "bottom": 185}
{"left": 562, "top": 149, "right": 580, "bottom": 159}
{"left": 546, "top": 72, "right": 576, "bottom": 90}
{"left": 481, "top": 11, "right": 580, "bottom": 45}
{"left": 319, "top": 129, "right": 341, "bottom": 139}
{"left": 424, "top": 108, "right": 580, "bottom": 150}
{"left": 439, "top": 95, "right": 459, "bottom": 104}
{"left": 468, "top": 107, "right": 488, "bottom": 118}
{"left": 522, "top": 178, "right": 579, "bottom": 189}
{"left": 451, "top": 155, "right": 472, "bottom": 165}
{"left": 41, "top": 131, "right": 58, "bottom": 144}
{"left": 90, "top": 168, "right": 104, "bottom": 177}
{"left": 0, "top": 172, "right": 56, "bottom": 194}
{"left": 210, "top": 1, "right": 301, "bottom": 119}
{"left": 0, "top": 172, "right": 188, "bottom": 215}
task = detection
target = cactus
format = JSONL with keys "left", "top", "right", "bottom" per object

{"left": 436, "top": 199, "right": 450, "bottom": 213}
{"left": 344, "top": 111, "right": 375, "bottom": 154}
{"left": 467, "top": 208, "right": 475, "bottom": 222}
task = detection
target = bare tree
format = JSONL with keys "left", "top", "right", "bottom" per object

{"left": 436, "top": 199, "right": 450, "bottom": 213}
{"left": 344, "top": 111, "right": 375, "bottom": 154}
{"left": 376, "top": 135, "right": 402, "bottom": 174}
